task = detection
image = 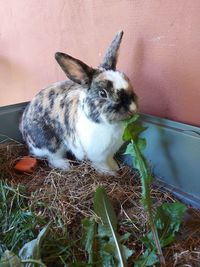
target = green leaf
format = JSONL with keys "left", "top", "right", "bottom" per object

{"left": 141, "top": 233, "right": 155, "bottom": 249}
{"left": 123, "top": 143, "right": 135, "bottom": 157}
{"left": 118, "top": 233, "right": 131, "bottom": 244}
{"left": 137, "top": 138, "right": 147, "bottom": 151}
{"left": 103, "top": 242, "right": 117, "bottom": 256}
{"left": 124, "top": 142, "right": 141, "bottom": 174}
{"left": 123, "top": 119, "right": 147, "bottom": 142}
{"left": 94, "top": 187, "right": 127, "bottom": 267}
{"left": 122, "top": 114, "right": 139, "bottom": 125}
{"left": 138, "top": 202, "right": 187, "bottom": 265}
{"left": 122, "top": 125, "right": 134, "bottom": 142}
{"left": 96, "top": 224, "right": 133, "bottom": 266}
{"left": 124, "top": 141, "right": 153, "bottom": 212}
{"left": 94, "top": 187, "right": 118, "bottom": 232}
{"left": 103, "top": 241, "right": 134, "bottom": 261}
{"left": 123, "top": 112, "right": 186, "bottom": 267}
{"left": 155, "top": 202, "right": 187, "bottom": 247}
{"left": 121, "top": 245, "right": 134, "bottom": 260}
{"left": 19, "top": 223, "right": 50, "bottom": 266}
{"left": 100, "top": 250, "right": 115, "bottom": 267}
{"left": 81, "top": 218, "right": 97, "bottom": 264}
{"left": 96, "top": 228, "right": 115, "bottom": 267}
{"left": 97, "top": 223, "right": 109, "bottom": 238}
{"left": 134, "top": 249, "right": 158, "bottom": 267}
{"left": 123, "top": 117, "right": 165, "bottom": 265}
{"left": 0, "top": 250, "right": 22, "bottom": 267}
{"left": 124, "top": 142, "right": 148, "bottom": 176}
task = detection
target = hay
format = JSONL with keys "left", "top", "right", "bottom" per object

{"left": 1, "top": 140, "right": 200, "bottom": 266}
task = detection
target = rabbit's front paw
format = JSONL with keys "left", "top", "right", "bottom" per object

{"left": 49, "top": 157, "right": 70, "bottom": 170}
{"left": 92, "top": 160, "right": 118, "bottom": 176}
{"left": 107, "top": 157, "right": 120, "bottom": 171}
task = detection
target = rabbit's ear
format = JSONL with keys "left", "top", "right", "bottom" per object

{"left": 99, "top": 31, "right": 123, "bottom": 71}
{"left": 55, "top": 53, "right": 95, "bottom": 85}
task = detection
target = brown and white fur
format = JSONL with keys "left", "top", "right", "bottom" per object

{"left": 20, "top": 31, "right": 138, "bottom": 174}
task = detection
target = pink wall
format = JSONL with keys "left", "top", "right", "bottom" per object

{"left": 1, "top": 0, "right": 200, "bottom": 126}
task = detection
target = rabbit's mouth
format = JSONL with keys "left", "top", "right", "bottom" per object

{"left": 118, "top": 104, "right": 138, "bottom": 121}
{"left": 105, "top": 109, "right": 137, "bottom": 122}
{"left": 107, "top": 98, "right": 138, "bottom": 121}
{"left": 127, "top": 110, "right": 135, "bottom": 116}
{"left": 123, "top": 111, "right": 137, "bottom": 120}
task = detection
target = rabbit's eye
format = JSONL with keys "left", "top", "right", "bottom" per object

{"left": 99, "top": 89, "right": 108, "bottom": 98}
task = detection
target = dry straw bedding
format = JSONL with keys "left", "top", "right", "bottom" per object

{"left": 0, "top": 140, "right": 200, "bottom": 266}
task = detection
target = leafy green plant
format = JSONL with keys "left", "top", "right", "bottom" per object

{"left": 81, "top": 187, "right": 133, "bottom": 267}
{"left": 81, "top": 218, "right": 97, "bottom": 265}
{"left": 134, "top": 202, "right": 186, "bottom": 266}
{"left": 123, "top": 115, "right": 187, "bottom": 266}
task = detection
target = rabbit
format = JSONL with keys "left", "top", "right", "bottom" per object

{"left": 19, "top": 31, "right": 138, "bottom": 174}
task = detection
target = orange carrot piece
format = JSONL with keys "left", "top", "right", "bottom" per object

{"left": 14, "top": 157, "right": 38, "bottom": 173}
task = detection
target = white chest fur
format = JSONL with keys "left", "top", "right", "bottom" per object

{"left": 75, "top": 108, "right": 124, "bottom": 163}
